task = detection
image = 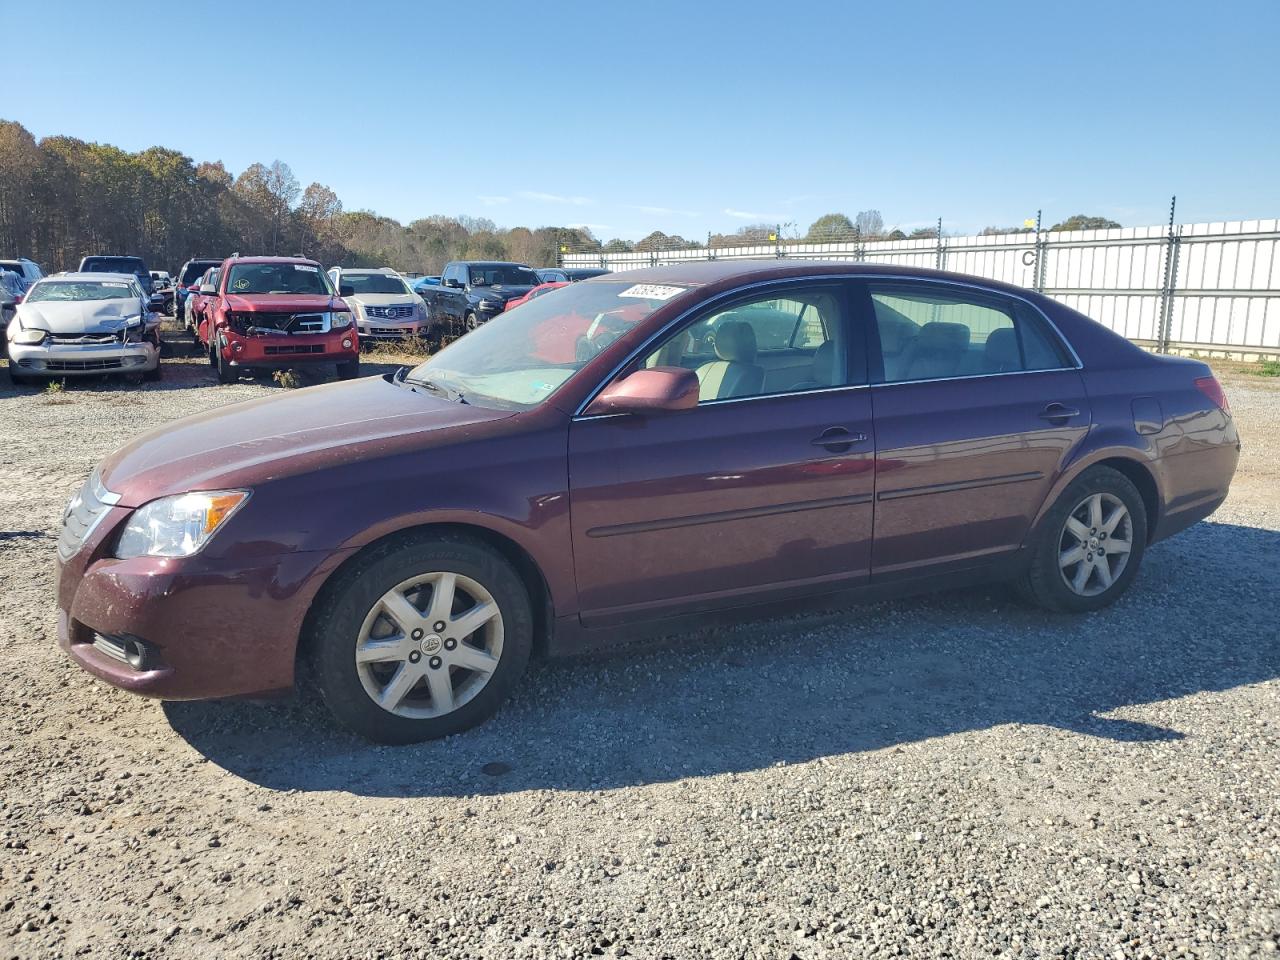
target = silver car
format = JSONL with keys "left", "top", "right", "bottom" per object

{"left": 6, "top": 273, "right": 163, "bottom": 384}
{"left": 328, "top": 267, "right": 431, "bottom": 342}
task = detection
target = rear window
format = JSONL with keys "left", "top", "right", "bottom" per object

{"left": 180, "top": 261, "right": 221, "bottom": 285}
{"left": 82, "top": 257, "right": 146, "bottom": 273}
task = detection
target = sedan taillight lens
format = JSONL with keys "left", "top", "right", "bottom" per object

{"left": 1194, "top": 376, "right": 1230, "bottom": 414}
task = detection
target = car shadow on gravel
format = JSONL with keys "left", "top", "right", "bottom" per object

{"left": 164, "top": 519, "right": 1280, "bottom": 798}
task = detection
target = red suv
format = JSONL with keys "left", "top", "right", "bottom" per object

{"left": 196, "top": 256, "right": 360, "bottom": 383}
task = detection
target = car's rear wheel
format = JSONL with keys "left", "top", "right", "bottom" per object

{"left": 307, "top": 534, "right": 533, "bottom": 743}
{"left": 1017, "top": 466, "right": 1147, "bottom": 613}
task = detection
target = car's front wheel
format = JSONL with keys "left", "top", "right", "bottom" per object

{"left": 214, "top": 343, "right": 236, "bottom": 384}
{"left": 336, "top": 357, "right": 360, "bottom": 380}
{"left": 1017, "top": 466, "right": 1147, "bottom": 613}
{"left": 307, "top": 534, "right": 534, "bottom": 743}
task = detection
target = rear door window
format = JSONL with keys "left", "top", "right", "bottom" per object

{"left": 865, "top": 282, "right": 1072, "bottom": 383}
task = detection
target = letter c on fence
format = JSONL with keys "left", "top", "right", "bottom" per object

{"left": 1022, "top": 251, "right": 1037, "bottom": 266}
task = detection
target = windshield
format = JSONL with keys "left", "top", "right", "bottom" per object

{"left": 407, "top": 280, "right": 689, "bottom": 409}
{"left": 343, "top": 273, "right": 410, "bottom": 295}
{"left": 225, "top": 262, "right": 332, "bottom": 295}
{"left": 181, "top": 261, "right": 219, "bottom": 285}
{"left": 468, "top": 265, "right": 539, "bottom": 287}
{"left": 28, "top": 280, "right": 138, "bottom": 302}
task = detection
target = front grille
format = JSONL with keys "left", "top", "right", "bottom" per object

{"left": 45, "top": 358, "right": 126, "bottom": 371}
{"left": 362, "top": 326, "right": 414, "bottom": 337}
{"left": 264, "top": 344, "right": 324, "bottom": 356}
{"left": 50, "top": 332, "right": 121, "bottom": 345}
{"left": 233, "top": 312, "right": 327, "bottom": 334}
{"left": 58, "top": 470, "right": 121, "bottom": 561}
{"left": 366, "top": 305, "right": 415, "bottom": 320}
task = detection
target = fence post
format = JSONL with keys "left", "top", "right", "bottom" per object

{"left": 1156, "top": 196, "right": 1179, "bottom": 353}
{"left": 775, "top": 224, "right": 783, "bottom": 259}
{"left": 934, "top": 217, "right": 945, "bottom": 270}
{"left": 707, "top": 231, "right": 714, "bottom": 261}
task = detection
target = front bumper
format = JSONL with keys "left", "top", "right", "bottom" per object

{"left": 357, "top": 318, "right": 427, "bottom": 340}
{"left": 56, "top": 503, "right": 354, "bottom": 700}
{"left": 220, "top": 329, "right": 358, "bottom": 368}
{"left": 9, "top": 339, "right": 159, "bottom": 376}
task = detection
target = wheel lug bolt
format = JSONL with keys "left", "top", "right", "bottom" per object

{"left": 1090, "top": 528, "right": 1097, "bottom": 535}
{"left": 408, "top": 651, "right": 421, "bottom": 663}
{"left": 444, "top": 638, "right": 457, "bottom": 651}
{"left": 1087, "top": 553, "right": 1093, "bottom": 560}
{"left": 433, "top": 621, "right": 446, "bottom": 632}
{"left": 428, "top": 656, "right": 442, "bottom": 670}
{"left": 411, "top": 628, "right": 424, "bottom": 640}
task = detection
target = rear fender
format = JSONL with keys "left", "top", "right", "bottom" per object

{"left": 1024, "top": 426, "right": 1160, "bottom": 544}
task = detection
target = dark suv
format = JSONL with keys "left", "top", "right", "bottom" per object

{"left": 419, "top": 261, "right": 541, "bottom": 332}
{"left": 174, "top": 258, "right": 224, "bottom": 328}
{"left": 79, "top": 256, "right": 153, "bottom": 293}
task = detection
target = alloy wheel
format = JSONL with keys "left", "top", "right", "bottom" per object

{"left": 354, "top": 571, "right": 504, "bottom": 718}
{"left": 1057, "top": 492, "right": 1133, "bottom": 597}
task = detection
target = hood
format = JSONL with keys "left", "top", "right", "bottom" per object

{"left": 474, "top": 284, "right": 537, "bottom": 302}
{"left": 17, "top": 298, "right": 142, "bottom": 334}
{"left": 99, "top": 375, "right": 514, "bottom": 506}
{"left": 222, "top": 293, "right": 343, "bottom": 312}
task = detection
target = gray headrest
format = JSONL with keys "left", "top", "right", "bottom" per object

{"left": 985, "top": 327, "right": 1020, "bottom": 368}
{"left": 917, "top": 321, "right": 970, "bottom": 352}
{"left": 811, "top": 340, "right": 836, "bottom": 384}
{"left": 714, "top": 320, "right": 758, "bottom": 363}
{"left": 877, "top": 317, "right": 916, "bottom": 354}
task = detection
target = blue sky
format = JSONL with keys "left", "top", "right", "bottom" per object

{"left": 6, "top": 0, "right": 1278, "bottom": 240}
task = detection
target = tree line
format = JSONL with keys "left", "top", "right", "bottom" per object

{"left": 0, "top": 120, "right": 1124, "bottom": 272}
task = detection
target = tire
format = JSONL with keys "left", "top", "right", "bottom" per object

{"left": 1017, "top": 466, "right": 1148, "bottom": 613}
{"left": 215, "top": 341, "right": 236, "bottom": 384}
{"left": 8, "top": 365, "right": 33, "bottom": 386}
{"left": 336, "top": 357, "right": 361, "bottom": 380}
{"left": 306, "top": 533, "right": 534, "bottom": 744}
{"left": 464, "top": 311, "right": 479, "bottom": 332}
{"left": 143, "top": 361, "right": 163, "bottom": 382}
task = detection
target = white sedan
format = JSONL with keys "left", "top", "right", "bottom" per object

{"left": 6, "top": 273, "right": 164, "bottom": 385}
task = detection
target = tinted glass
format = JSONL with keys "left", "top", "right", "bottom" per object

{"left": 468, "top": 265, "right": 539, "bottom": 287}
{"left": 81, "top": 257, "right": 146, "bottom": 273}
{"left": 408, "top": 281, "right": 687, "bottom": 409}
{"left": 342, "top": 273, "right": 410, "bottom": 295}
{"left": 869, "top": 283, "right": 1069, "bottom": 383}
{"left": 28, "top": 280, "right": 138, "bottom": 302}
{"left": 225, "top": 262, "right": 331, "bottom": 295}
{"left": 641, "top": 288, "right": 852, "bottom": 403}
{"left": 181, "top": 261, "right": 219, "bottom": 284}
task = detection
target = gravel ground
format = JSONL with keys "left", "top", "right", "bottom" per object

{"left": 1, "top": 354, "right": 1277, "bottom": 960}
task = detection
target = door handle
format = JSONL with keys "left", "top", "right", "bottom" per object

{"left": 1038, "top": 403, "right": 1080, "bottom": 423}
{"left": 811, "top": 427, "right": 867, "bottom": 452}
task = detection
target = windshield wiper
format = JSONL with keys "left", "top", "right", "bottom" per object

{"left": 404, "top": 373, "right": 468, "bottom": 403}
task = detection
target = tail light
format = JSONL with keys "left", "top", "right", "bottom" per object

{"left": 1194, "top": 376, "right": 1230, "bottom": 414}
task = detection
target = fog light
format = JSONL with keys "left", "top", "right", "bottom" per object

{"left": 342, "top": 338, "right": 352, "bottom": 349}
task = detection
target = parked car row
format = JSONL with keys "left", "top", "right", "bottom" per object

{"left": 4, "top": 250, "right": 610, "bottom": 387}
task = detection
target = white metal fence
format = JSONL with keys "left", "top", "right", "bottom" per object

{"left": 563, "top": 219, "right": 1280, "bottom": 356}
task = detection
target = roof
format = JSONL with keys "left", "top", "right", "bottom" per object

{"left": 452, "top": 260, "right": 532, "bottom": 268}
{"left": 338, "top": 266, "right": 398, "bottom": 275}
{"left": 225, "top": 255, "right": 321, "bottom": 266}
{"left": 578, "top": 258, "right": 1039, "bottom": 297}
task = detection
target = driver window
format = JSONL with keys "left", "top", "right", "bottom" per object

{"left": 640, "top": 287, "right": 855, "bottom": 403}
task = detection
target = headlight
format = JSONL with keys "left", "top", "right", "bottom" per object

{"left": 479, "top": 299, "right": 502, "bottom": 310}
{"left": 115, "top": 490, "right": 250, "bottom": 559}
{"left": 331, "top": 310, "right": 353, "bottom": 330}
{"left": 12, "top": 326, "right": 48, "bottom": 345}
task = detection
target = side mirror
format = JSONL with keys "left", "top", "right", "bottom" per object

{"left": 148, "top": 293, "right": 164, "bottom": 310}
{"left": 585, "top": 367, "right": 700, "bottom": 417}
{"left": 339, "top": 284, "right": 355, "bottom": 297}
{"left": 442, "top": 277, "right": 461, "bottom": 289}
{"left": 198, "top": 283, "right": 215, "bottom": 295}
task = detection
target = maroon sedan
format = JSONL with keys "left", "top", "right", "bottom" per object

{"left": 55, "top": 261, "right": 1239, "bottom": 743}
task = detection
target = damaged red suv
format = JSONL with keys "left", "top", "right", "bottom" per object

{"left": 55, "top": 261, "right": 1238, "bottom": 744}
{"left": 195, "top": 255, "right": 360, "bottom": 383}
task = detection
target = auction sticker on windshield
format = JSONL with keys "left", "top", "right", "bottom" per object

{"left": 618, "top": 284, "right": 685, "bottom": 300}
{"left": 294, "top": 264, "right": 319, "bottom": 272}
